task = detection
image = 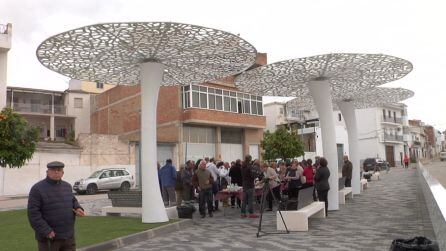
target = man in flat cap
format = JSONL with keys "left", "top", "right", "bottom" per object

{"left": 28, "top": 161, "right": 85, "bottom": 251}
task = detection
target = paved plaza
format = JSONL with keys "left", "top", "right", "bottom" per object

{"left": 117, "top": 168, "right": 435, "bottom": 251}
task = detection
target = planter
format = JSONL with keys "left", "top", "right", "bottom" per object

{"left": 108, "top": 190, "right": 142, "bottom": 207}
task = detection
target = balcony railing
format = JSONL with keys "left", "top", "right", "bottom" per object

{"left": 382, "top": 116, "right": 402, "bottom": 124}
{"left": 285, "top": 110, "right": 306, "bottom": 122}
{"left": 12, "top": 103, "right": 66, "bottom": 115}
{"left": 384, "top": 134, "right": 403, "bottom": 142}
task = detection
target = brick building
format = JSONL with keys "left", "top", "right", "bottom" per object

{"left": 90, "top": 54, "right": 267, "bottom": 167}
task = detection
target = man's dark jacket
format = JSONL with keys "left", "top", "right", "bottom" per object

{"left": 314, "top": 166, "right": 331, "bottom": 191}
{"left": 342, "top": 160, "right": 353, "bottom": 179}
{"left": 229, "top": 163, "right": 243, "bottom": 186}
{"left": 241, "top": 163, "right": 256, "bottom": 190}
{"left": 28, "top": 177, "right": 82, "bottom": 241}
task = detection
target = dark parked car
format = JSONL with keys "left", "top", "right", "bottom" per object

{"left": 363, "top": 158, "right": 388, "bottom": 172}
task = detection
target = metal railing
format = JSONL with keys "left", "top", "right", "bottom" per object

{"left": 382, "top": 116, "right": 402, "bottom": 124}
{"left": 285, "top": 110, "right": 306, "bottom": 122}
{"left": 12, "top": 103, "right": 66, "bottom": 115}
{"left": 384, "top": 134, "right": 403, "bottom": 142}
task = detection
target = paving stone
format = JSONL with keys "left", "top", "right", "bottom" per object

{"left": 115, "top": 168, "right": 436, "bottom": 250}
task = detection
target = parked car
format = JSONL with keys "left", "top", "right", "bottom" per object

{"left": 440, "top": 152, "right": 446, "bottom": 162}
{"left": 362, "top": 158, "right": 388, "bottom": 172}
{"left": 73, "top": 168, "right": 134, "bottom": 195}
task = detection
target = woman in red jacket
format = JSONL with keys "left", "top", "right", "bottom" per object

{"left": 302, "top": 159, "right": 314, "bottom": 188}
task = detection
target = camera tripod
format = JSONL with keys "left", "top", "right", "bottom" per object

{"left": 256, "top": 178, "right": 289, "bottom": 238}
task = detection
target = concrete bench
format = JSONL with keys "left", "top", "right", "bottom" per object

{"left": 338, "top": 187, "right": 353, "bottom": 204}
{"left": 277, "top": 187, "right": 325, "bottom": 231}
{"left": 360, "top": 178, "right": 368, "bottom": 191}
{"left": 371, "top": 171, "right": 380, "bottom": 181}
{"left": 339, "top": 177, "right": 346, "bottom": 190}
{"left": 102, "top": 206, "right": 179, "bottom": 219}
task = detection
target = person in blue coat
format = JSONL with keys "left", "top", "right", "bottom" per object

{"left": 158, "top": 159, "right": 177, "bottom": 206}
{"left": 28, "top": 161, "right": 85, "bottom": 251}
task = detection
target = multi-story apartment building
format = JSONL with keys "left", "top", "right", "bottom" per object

{"left": 5, "top": 80, "right": 114, "bottom": 141}
{"left": 356, "top": 103, "right": 409, "bottom": 167}
{"left": 408, "top": 119, "right": 427, "bottom": 160}
{"left": 263, "top": 101, "right": 350, "bottom": 171}
{"left": 0, "top": 23, "right": 11, "bottom": 109}
{"left": 90, "top": 54, "right": 268, "bottom": 168}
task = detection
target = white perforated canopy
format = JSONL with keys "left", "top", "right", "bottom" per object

{"left": 36, "top": 22, "right": 257, "bottom": 85}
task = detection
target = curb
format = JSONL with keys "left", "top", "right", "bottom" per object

{"left": 77, "top": 219, "right": 192, "bottom": 251}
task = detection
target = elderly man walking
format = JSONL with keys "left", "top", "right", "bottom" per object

{"left": 342, "top": 155, "right": 353, "bottom": 187}
{"left": 195, "top": 160, "right": 214, "bottom": 218}
{"left": 28, "top": 161, "right": 85, "bottom": 251}
{"left": 159, "top": 159, "right": 177, "bottom": 206}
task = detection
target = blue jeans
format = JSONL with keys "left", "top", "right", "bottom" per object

{"left": 241, "top": 188, "right": 254, "bottom": 214}
{"left": 199, "top": 188, "right": 213, "bottom": 216}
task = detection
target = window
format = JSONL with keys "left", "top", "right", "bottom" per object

{"left": 181, "top": 84, "right": 264, "bottom": 116}
{"left": 96, "top": 82, "right": 104, "bottom": 89}
{"left": 209, "top": 94, "right": 216, "bottom": 109}
{"left": 200, "top": 93, "right": 207, "bottom": 108}
{"left": 216, "top": 96, "right": 223, "bottom": 110}
{"left": 251, "top": 100, "right": 258, "bottom": 114}
{"left": 244, "top": 100, "right": 250, "bottom": 114}
{"left": 230, "top": 98, "right": 237, "bottom": 112}
{"left": 279, "top": 107, "right": 284, "bottom": 115}
{"left": 183, "top": 126, "right": 215, "bottom": 143}
{"left": 192, "top": 92, "right": 199, "bottom": 107}
{"left": 388, "top": 110, "right": 391, "bottom": 118}
{"left": 383, "top": 109, "right": 386, "bottom": 119}
{"left": 338, "top": 113, "right": 342, "bottom": 121}
{"left": 74, "top": 98, "right": 83, "bottom": 108}
{"left": 224, "top": 97, "right": 231, "bottom": 111}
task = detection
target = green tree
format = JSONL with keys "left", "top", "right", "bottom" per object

{"left": 0, "top": 108, "right": 39, "bottom": 168}
{"left": 261, "top": 127, "right": 304, "bottom": 161}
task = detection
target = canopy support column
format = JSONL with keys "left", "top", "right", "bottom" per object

{"left": 140, "top": 62, "right": 169, "bottom": 223}
{"left": 308, "top": 79, "right": 339, "bottom": 211}
{"left": 338, "top": 101, "right": 360, "bottom": 195}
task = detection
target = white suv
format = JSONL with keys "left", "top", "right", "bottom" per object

{"left": 73, "top": 168, "right": 134, "bottom": 195}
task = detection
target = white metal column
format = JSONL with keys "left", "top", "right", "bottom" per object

{"left": 140, "top": 62, "right": 169, "bottom": 223}
{"left": 338, "top": 101, "right": 360, "bottom": 195}
{"left": 308, "top": 80, "right": 339, "bottom": 211}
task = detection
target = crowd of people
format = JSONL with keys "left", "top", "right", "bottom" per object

{"left": 157, "top": 154, "right": 354, "bottom": 219}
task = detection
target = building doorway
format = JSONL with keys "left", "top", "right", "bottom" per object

{"left": 385, "top": 145, "right": 395, "bottom": 167}
{"left": 337, "top": 144, "right": 344, "bottom": 172}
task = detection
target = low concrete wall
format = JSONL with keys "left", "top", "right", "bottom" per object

{"left": 417, "top": 162, "right": 446, "bottom": 250}
{"left": 1, "top": 149, "right": 135, "bottom": 196}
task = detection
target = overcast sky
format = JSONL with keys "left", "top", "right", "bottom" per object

{"left": 1, "top": 0, "right": 445, "bottom": 131}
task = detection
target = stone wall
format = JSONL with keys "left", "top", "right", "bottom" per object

{"left": 78, "top": 133, "right": 135, "bottom": 166}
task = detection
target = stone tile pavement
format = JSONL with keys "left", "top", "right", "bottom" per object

{"left": 116, "top": 168, "right": 436, "bottom": 251}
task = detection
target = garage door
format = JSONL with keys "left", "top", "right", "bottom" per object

{"left": 249, "top": 144, "right": 259, "bottom": 160}
{"left": 221, "top": 143, "right": 243, "bottom": 162}
{"left": 183, "top": 143, "right": 216, "bottom": 162}
{"left": 157, "top": 145, "right": 173, "bottom": 167}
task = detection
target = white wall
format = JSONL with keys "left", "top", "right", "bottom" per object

{"left": 65, "top": 92, "right": 91, "bottom": 138}
{"left": 263, "top": 102, "right": 286, "bottom": 132}
{"left": 358, "top": 138, "right": 379, "bottom": 161}
{"left": 1, "top": 150, "right": 135, "bottom": 196}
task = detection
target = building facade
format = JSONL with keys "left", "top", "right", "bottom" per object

{"left": 90, "top": 54, "right": 268, "bottom": 168}
{"left": 263, "top": 101, "right": 350, "bottom": 171}
{"left": 0, "top": 23, "right": 11, "bottom": 108}
{"left": 356, "top": 103, "right": 409, "bottom": 167}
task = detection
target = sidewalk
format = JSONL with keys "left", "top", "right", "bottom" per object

{"left": 117, "top": 168, "right": 435, "bottom": 251}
